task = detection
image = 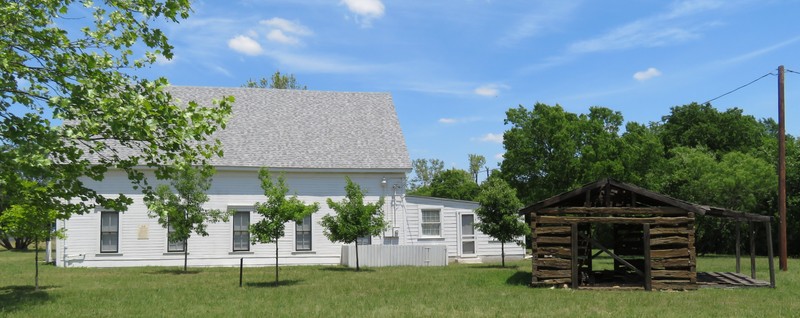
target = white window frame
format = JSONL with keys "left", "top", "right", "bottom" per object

{"left": 100, "top": 211, "right": 119, "bottom": 253}
{"left": 167, "top": 222, "right": 186, "bottom": 253}
{"left": 356, "top": 236, "right": 372, "bottom": 246}
{"left": 232, "top": 211, "right": 250, "bottom": 252}
{"left": 420, "top": 209, "right": 442, "bottom": 237}
{"left": 295, "top": 214, "right": 312, "bottom": 251}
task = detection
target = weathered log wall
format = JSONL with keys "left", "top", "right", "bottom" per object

{"left": 530, "top": 208, "right": 697, "bottom": 290}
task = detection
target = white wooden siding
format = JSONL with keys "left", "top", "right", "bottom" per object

{"left": 56, "top": 169, "right": 405, "bottom": 267}
{"left": 55, "top": 171, "right": 523, "bottom": 267}
{"left": 403, "top": 196, "right": 525, "bottom": 261}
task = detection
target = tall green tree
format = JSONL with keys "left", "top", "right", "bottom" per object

{"left": 474, "top": 176, "right": 529, "bottom": 267}
{"left": 660, "top": 103, "right": 765, "bottom": 154}
{"left": 410, "top": 158, "right": 445, "bottom": 190}
{"left": 500, "top": 103, "right": 584, "bottom": 204}
{"left": 468, "top": 154, "right": 486, "bottom": 183}
{"left": 618, "top": 122, "right": 665, "bottom": 187}
{"left": 1, "top": 0, "right": 233, "bottom": 240}
{"left": 243, "top": 70, "right": 307, "bottom": 89}
{"left": 429, "top": 169, "right": 481, "bottom": 201}
{"left": 577, "top": 107, "right": 625, "bottom": 181}
{"left": 250, "top": 168, "right": 319, "bottom": 286}
{"left": 145, "top": 164, "right": 229, "bottom": 272}
{"left": 320, "top": 177, "right": 386, "bottom": 271}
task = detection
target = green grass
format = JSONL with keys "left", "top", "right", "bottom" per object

{"left": 2, "top": 250, "right": 799, "bottom": 317}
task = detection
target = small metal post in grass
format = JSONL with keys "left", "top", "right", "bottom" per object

{"left": 239, "top": 258, "right": 243, "bottom": 287}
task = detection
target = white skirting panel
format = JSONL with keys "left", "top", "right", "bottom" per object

{"left": 340, "top": 245, "right": 447, "bottom": 267}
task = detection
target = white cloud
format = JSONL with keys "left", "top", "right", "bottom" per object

{"left": 267, "top": 30, "right": 300, "bottom": 45}
{"left": 474, "top": 86, "right": 498, "bottom": 97}
{"left": 498, "top": 2, "right": 580, "bottom": 45}
{"left": 717, "top": 35, "right": 800, "bottom": 66}
{"left": 474, "top": 84, "right": 509, "bottom": 97}
{"left": 494, "top": 153, "right": 505, "bottom": 160}
{"left": 633, "top": 67, "right": 662, "bottom": 81}
{"left": 570, "top": 21, "right": 701, "bottom": 53}
{"left": 341, "top": 0, "right": 385, "bottom": 27}
{"left": 260, "top": 18, "right": 312, "bottom": 45}
{"left": 228, "top": 35, "right": 263, "bottom": 56}
{"left": 666, "top": 0, "right": 724, "bottom": 19}
{"left": 207, "top": 64, "right": 233, "bottom": 78}
{"left": 155, "top": 54, "right": 176, "bottom": 65}
{"left": 262, "top": 50, "right": 383, "bottom": 73}
{"left": 479, "top": 133, "right": 504, "bottom": 143}
{"left": 438, "top": 117, "right": 481, "bottom": 125}
{"left": 569, "top": 1, "right": 727, "bottom": 54}
{"left": 260, "top": 18, "right": 313, "bottom": 36}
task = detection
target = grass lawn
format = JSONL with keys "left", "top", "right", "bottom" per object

{"left": 2, "top": 250, "right": 799, "bottom": 317}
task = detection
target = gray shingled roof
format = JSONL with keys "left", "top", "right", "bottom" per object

{"left": 167, "top": 86, "right": 411, "bottom": 170}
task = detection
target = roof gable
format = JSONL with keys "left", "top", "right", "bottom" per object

{"left": 520, "top": 178, "right": 706, "bottom": 215}
{"left": 167, "top": 86, "right": 411, "bottom": 170}
{"left": 520, "top": 178, "right": 772, "bottom": 222}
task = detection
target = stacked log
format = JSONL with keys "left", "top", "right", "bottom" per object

{"left": 649, "top": 213, "right": 697, "bottom": 290}
{"left": 531, "top": 218, "right": 573, "bottom": 286}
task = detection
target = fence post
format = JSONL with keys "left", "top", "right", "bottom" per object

{"left": 239, "top": 258, "right": 243, "bottom": 287}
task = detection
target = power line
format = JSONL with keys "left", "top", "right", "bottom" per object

{"left": 703, "top": 72, "right": 776, "bottom": 104}
{"left": 787, "top": 69, "right": 800, "bottom": 75}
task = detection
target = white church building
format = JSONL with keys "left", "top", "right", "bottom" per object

{"left": 55, "top": 87, "right": 524, "bottom": 268}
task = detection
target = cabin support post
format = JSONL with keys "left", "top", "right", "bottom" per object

{"left": 687, "top": 212, "right": 697, "bottom": 283}
{"left": 750, "top": 221, "right": 756, "bottom": 279}
{"left": 571, "top": 223, "right": 579, "bottom": 289}
{"left": 643, "top": 224, "right": 652, "bottom": 291}
{"left": 766, "top": 220, "right": 776, "bottom": 288}
{"left": 735, "top": 221, "right": 741, "bottom": 273}
{"left": 531, "top": 212, "right": 538, "bottom": 285}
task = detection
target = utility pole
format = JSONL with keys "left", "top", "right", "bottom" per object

{"left": 778, "top": 65, "right": 787, "bottom": 271}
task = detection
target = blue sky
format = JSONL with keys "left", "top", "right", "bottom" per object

{"left": 138, "top": 0, "right": 800, "bottom": 172}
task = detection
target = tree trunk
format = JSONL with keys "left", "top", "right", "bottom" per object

{"left": 501, "top": 242, "right": 505, "bottom": 267}
{"left": 0, "top": 235, "right": 13, "bottom": 250}
{"left": 275, "top": 240, "right": 279, "bottom": 286}
{"left": 35, "top": 238, "right": 40, "bottom": 291}
{"left": 14, "top": 237, "right": 32, "bottom": 250}
{"left": 355, "top": 241, "right": 360, "bottom": 271}
{"left": 183, "top": 241, "right": 188, "bottom": 272}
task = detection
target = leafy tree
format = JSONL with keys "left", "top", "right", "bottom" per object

{"left": 0, "top": 175, "right": 64, "bottom": 290}
{"left": 243, "top": 70, "right": 307, "bottom": 89}
{"left": 410, "top": 158, "right": 444, "bottom": 190}
{"left": 783, "top": 136, "right": 800, "bottom": 255}
{"left": 250, "top": 168, "right": 319, "bottom": 286}
{"left": 650, "top": 147, "right": 775, "bottom": 254}
{"left": 618, "top": 122, "right": 665, "bottom": 187}
{"left": 0, "top": 203, "right": 63, "bottom": 290}
{"left": 429, "top": 169, "right": 480, "bottom": 201}
{"left": 145, "top": 164, "right": 229, "bottom": 272}
{"left": 577, "top": 107, "right": 625, "bottom": 181}
{"left": 320, "top": 177, "right": 386, "bottom": 271}
{"left": 501, "top": 103, "right": 584, "bottom": 204}
{"left": 660, "top": 103, "right": 765, "bottom": 154}
{"left": 0, "top": 182, "right": 32, "bottom": 250}
{"left": 468, "top": 154, "right": 486, "bottom": 183}
{"left": 1, "top": 0, "right": 233, "bottom": 244}
{"left": 499, "top": 101, "right": 782, "bottom": 255}
{"left": 474, "top": 176, "right": 529, "bottom": 267}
